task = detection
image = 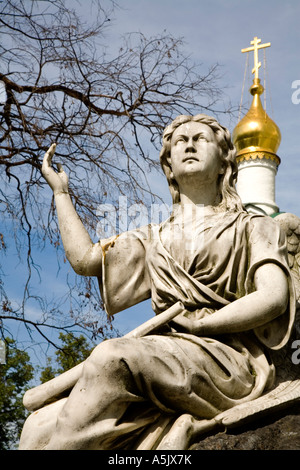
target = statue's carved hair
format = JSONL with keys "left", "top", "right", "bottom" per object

{"left": 159, "top": 114, "right": 243, "bottom": 212}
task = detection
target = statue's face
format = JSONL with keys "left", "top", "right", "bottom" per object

{"left": 168, "top": 122, "right": 224, "bottom": 188}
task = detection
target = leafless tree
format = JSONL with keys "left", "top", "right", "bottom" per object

{"left": 0, "top": 0, "right": 233, "bottom": 355}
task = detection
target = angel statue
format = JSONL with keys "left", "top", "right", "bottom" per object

{"left": 19, "top": 114, "right": 300, "bottom": 451}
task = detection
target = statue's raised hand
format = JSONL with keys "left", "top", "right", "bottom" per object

{"left": 42, "top": 144, "right": 69, "bottom": 195}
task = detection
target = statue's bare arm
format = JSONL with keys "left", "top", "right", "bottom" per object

{"left": 172, "top": 263, "right": 289, "bottom": 335}
{"left": 42, "top": 144, "right": 102, "bottom": 277}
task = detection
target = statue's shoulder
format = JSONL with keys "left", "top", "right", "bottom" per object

{"left": 236, "top": 211, "right": 282, "bottom": 235}
{"left": 103, "top": 224, "right": 160, "bottom": 250}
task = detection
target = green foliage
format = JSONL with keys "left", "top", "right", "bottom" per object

{"left": 0, "top": 333, "right": 93, "bottom": 449}
{"left": 0, "top": 338, "right": 34, "bottom": 450}
{"left": 39, "top": 357, "right": 57, "bottom": 384}
{"left": 40, "top": 332, "right": 93, "bottom": 383}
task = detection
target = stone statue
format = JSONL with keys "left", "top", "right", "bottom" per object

{"left": 19, "top": 114, "right": 299, "bottom": 451}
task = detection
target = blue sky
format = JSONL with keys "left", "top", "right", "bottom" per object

{"left": 3, "top": 0, "right": 300, "bottom": 359}
{"left": 108, "top": 0, "right": 300, "bottom": 217}
{"left": 104, "top": 0, "right": 300, "bottom": 333}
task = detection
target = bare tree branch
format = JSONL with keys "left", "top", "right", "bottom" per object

{"left": 0, "top": 0, "right": 234, "bottom": 353}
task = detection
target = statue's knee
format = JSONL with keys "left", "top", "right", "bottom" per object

{"left": 85, "top": 338, "right": 133, "bottom": 374}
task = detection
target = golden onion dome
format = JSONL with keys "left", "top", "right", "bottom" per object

{"left": 232, "top": 78, "right": 281, "bottom": 161}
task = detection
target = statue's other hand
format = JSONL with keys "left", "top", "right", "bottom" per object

{"left": 170, "top": 312, "right": 203, "bottom": 335}
{"left": 42, "top": 144, "right": 69, "bottom": 195}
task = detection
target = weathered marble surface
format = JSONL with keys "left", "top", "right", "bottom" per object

{"left": 19, "top": 115, "right": 300, "bottom": 450}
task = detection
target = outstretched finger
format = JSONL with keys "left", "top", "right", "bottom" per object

{"left": 43, "top": 143, "right": 57, "bottom": 169}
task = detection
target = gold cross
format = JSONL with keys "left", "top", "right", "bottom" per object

{"left": 241, "top": 37, "right": 271, "bottom": 80}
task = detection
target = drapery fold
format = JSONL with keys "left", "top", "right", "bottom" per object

{"left": 101, "top": 211, "right": 295, "bottom": 349}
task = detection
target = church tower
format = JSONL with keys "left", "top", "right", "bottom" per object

{"left": 232, "top": 37, "right": 282, "bottom": 216}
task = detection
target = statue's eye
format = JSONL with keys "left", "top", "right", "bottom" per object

{"left": 196, "top": 135, "right": 208, "bottom": 142}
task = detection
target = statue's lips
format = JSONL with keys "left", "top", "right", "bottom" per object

{"left": 182, "top": 156, "right": 199, "bottom": 162}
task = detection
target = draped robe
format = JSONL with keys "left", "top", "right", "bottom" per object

{"left": 91, "top": 210, "right": 295, "bottom": 449}
{"left": 19, "top": 210, "right": 295, "bottom": 450}
{"left": 102, "top": 210, "right": 294, "bottom": 349}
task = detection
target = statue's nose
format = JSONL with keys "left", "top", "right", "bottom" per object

{"left": 185, "top": 139, "right": 196, "bottom": 152}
